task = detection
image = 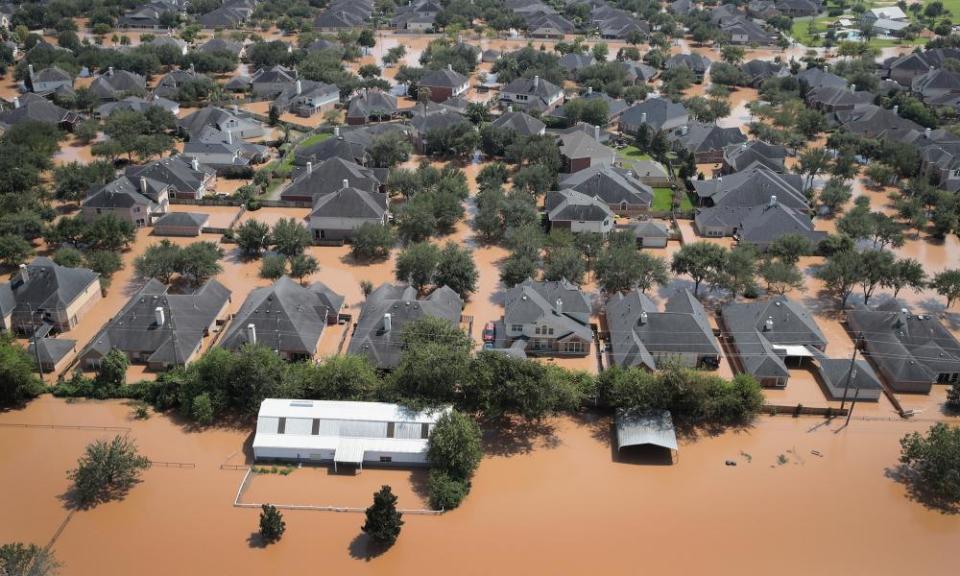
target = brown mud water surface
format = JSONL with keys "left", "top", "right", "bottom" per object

{"left": 1, "top": 397, "right": 958, "bottom": 575}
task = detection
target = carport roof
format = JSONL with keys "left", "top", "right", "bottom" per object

{"left": 615, "top": 409, "right": 678, "bottom": 451}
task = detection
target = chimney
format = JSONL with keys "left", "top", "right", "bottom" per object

{"left": 13, "top": 97, "right": 19, "bottom": 109}
{"left": 306, "top": 161, "right": 313, "bottom": 174}
{"left": 555, "top": 298, "right": 563, "bottom": 315}
{"left": 226, "top": 130, "right": 233, "bottom": 144}
{"left": 246, "top": 323, "right": 257, "bottom": 344}
{"left": 769, "top": 195, "right": 777, "bottom": 207}
{"left": 717, "top": 176, "right": 723, "bottom": 185}
{"left": 140, "top": 176, "right": 148, "bottom": 193}
{"left": 342, "top": 179, "right": 349, "bottom": 189}
{"left": 534, "top": 75, "right": 540, "bottom": 89}
{"left": 191, "top": 157, "right": 199, "bottom": 171}
{"left": 741, "top": 143, "right": 747, "bottom": 152}
{"left": 383, "top": 313, "right": 392, "bottom": 332}
{"left": 594, "top": 124, "right": 600, "bottom": 140}
{"left": 639, "top": 310, "right": 648, "bottom": 325}
{"left": 108, "top": 66, "right": 114, "bottom": 76}
{"left": 232, "top": 104, "right": 239, "bottom": 114}
{"left": 28, "top": 64, "right": 34, "bottom": 76}
{"left": 447, "top": 63, "right": 453, "bottom": 71}
{"left": 926, "top": 127, "right": 932, "bottom": 139}
{"left": 507, "top": 104, "right": 513, "bottom": 112}
{"left": 893, "top": 105, "right": 899, "bottom": 115}
{"left": 587, "top": 86, "right": 592, "bottom": 94}
{"left": 850, "top": 83, "right": 856, "bottom": 92}
{"left": 764, "top": 316, "right": 773, "bottom": 332}
{"left": 296, "top": 79, "right": 302, "bottom": 95}
{"left": 334, "top": 126, "right": 340, "bottom": 137}
{"left": 155, "top": 307, "right": 166, "bottom": 327}
{"left": 18, "top": 263, "right": 28, "bottom": 283}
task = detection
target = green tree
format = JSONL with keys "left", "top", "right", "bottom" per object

{"left": 53, "top": 247, "right": 84, "bottom": 268}
{"left": 134, "top": 240, "right": 182, "bottom": 284}
{"left": 395, "top": 195, "right": 438, "bottom": 243}
{"left": 288, "top": 254, "right": 319, "bottom": 283}
{"left": 98, "top": 348, "right": 128, "bottom": 387}
{"left": 191, "top": 393, "right": 214, "bottom": 425}
{"left": 434, "top": 242, "right": 478, "bottom": 298}
{"left": 85, "top": 215, "right": 136, "bottom": 251}
{"left": 0, "top": 543, "right": 60, "bottom": 576}
{"left": 758, "top": 257, "right": 804, "bottom": 295}
{"left": 0, "top": 235, "right": 33, "bottom": 267}
{"left": 260, "top": 255, "right": 287, "bottom": 280}
{"left": 428, "top": 410, "right": 483, "bottom": 480}
{"left": 714, "top": 245, "right": 757, "bottom": 297}
{"left": 815, "top": 249, "right": 863, "bottom": 308}
{"left": 271, "top": 218, "right": 312, "bottom": 259}
{"left": 931, "top": 269, "right": 960, "bottom": 309}
{"left": 180, "top": 242, "right": 223, "bottom": 286}
{"left": 671, "top": 242, "right": 726, "bottom": 296}
{"left": 390, "top": 316, "right": 471, "bottom": 402}
{"left": 768, "top": 234, "right": 813, "bottom": 265}
{"left": 362, "top": 486, "right": 404, "bottom": 546}
{"left": 368, "top": 132, "right": 412, "bottom": 168}
{"left": 234, "top": 219, "right": 271, "bottom": 258}
{"left": 796, "top": 147, "right": 832, "bottom": 190}
{"left": 500, "top": 254, "right": 538, "bottom": 287}
{"left": 0, "top": 335, "right": 44, "bottom": 407}
{"left": 882, "top": 258, "right": 926, "bottom": 298}
{"left": 898, "top": 423, "right": 960, "bottom": 511}
{"left": 259, "top": 504, "right": 286, "bottom": 543}
{"left": 819, "top": 178, "right": 852, "bottom": 213}
{"left": 395, "top": 241, "right": 440, "bottom": 293}
{"left": 84, "top": 251, "right": 122, "bottom": 282}
{"left": 350, "top": 223, "right": 394, "bottom": 261}
{"left": 67, "top": 435, "right": 150, "bottom": 508}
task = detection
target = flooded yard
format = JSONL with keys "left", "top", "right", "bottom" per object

{"left": 0, "top": 397, "right": 958, "bottom": 575}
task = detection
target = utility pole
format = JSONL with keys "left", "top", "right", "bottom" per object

{"left": 840, "top": 332, "right": 863, "bottom": 411}
{"left": 845, "top": 374, "right": 861, "bottom": 426}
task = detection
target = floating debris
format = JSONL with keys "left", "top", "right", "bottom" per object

{"left": 811, "top": 450, "right": 823, "bottom": 457}
{"left": 725, "top": 460, "right": 737, "bottom": 466}
{"left": 739, "top": 451, "right": 753, "bottom": 463}
{"left": 776, "top": 454, "right": 788, "bottom": 466}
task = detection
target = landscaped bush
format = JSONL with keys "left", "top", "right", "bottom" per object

{"left": 427, "top": 470, "right": 470, "bottom": 510}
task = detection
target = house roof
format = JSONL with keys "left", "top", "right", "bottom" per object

{"left": 347, "top": 90, "right": 398, "bottom": 119}
{"left": 558, "top": 130, "right": 613, "bottom": 161}
{"left": 490, "top": 110, "right": 546, "bottom": 136}
{"left": 309, "top": 183, "right": 387, "bottom": 220}
{"left": 672, "top": 121, "right": 746, "bottom": 155}
{"left": 83, "top": 177, "right": 157, "bottom": 209}
{"left": 621, "top": 97, "right": 688, "bottom": 131}
{"left": 723, "top": 140, "right": 788, "bottom": 173}
{"left": 504, "top": 278, "right": 593, "bottom": 341}
{"left": 546, "top": 188, "right": 614, "bottom": 223}
{"left": 615, "top": 408, "right": 678, "bottom": 451}
{"left": 283, "top": 157, "right": 381, "bottom": 200}
{"left": 559, "top": 164, "right": 653, "bottom": 207}
{"left": 221, "top": 276, "right": 343, "bottom": 355}
{"left": 605, "top": 289, "right": 719, "bottom": 370}
{"left": 84, "top": 279, "right": 231, "bottom": 366}
{"left": 0, "top": 257, "right": 99, "bottom": 319}
{"left": 347, "top": 283, "right": 464, "bottom": 369}
{"left": 126, "top": 156, "right": 213, "bottom": 197}
{"left": 665, "top": 53, "right": 711, "bottom": 74}
{"left": 420, "top": 67, "right": 469, "bottom": 88}
{"left": 721, "top": 296, "right": 827, "bottom": 379}
{"left": 153, "top": 211, "right": 209, "bottom": 229}
{"left": 798, "top": 67, "right": 848, "bottom": 91}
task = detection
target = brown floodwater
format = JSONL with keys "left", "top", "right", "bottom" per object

{"left": 1, "top": 397, "right": 957, "bottom": 575}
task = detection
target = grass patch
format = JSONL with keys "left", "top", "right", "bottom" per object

{"left": 651, "top": 187, "right": 693, "bottom": 212}
{"left": 615, "top": 145, "right": 652, "bottom": 162}
{"left": 297, "top": 131, "right": 333, "bottom": 149}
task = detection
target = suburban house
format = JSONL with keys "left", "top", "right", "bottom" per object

{"left": 272, "top": 80, "right": 340, "bottom": 118}
{"left": 408, "top": 107, "right": 471, "bottom": 152}
{"left": 152, "top": 212, "right": 209, "bottom": 237}
{"left": 250, "top": 65, "right": 299, "bottom": 99}
{"left": 347, "top": 283, "right": 464, "bottom": 370}
{"left": 722, "top": 140, "right": 788, "bottom": 174}
{"left": 559, "top": 53, "right": 596, "bottom": 77}
{"left": 154, "top": 68, "right": 208, "bottom": 100}
{"left": 545, "top": 188, "right": 616, "bottom": 234}
{"left": 558, "top": 128, "right": 616, "bottom": 172}
{"left": 80, "top": 279, "right": 231, "bottom": 370}
{"left": 221, "top": 276, "right": 344, "bottom": 360}
{"left": 719, "top": 16, "right": 777, "bottom": 45}
{"left": 490, "top": 110, "right": 547, "bottom": 136}
{"left": 798, "top": 66, "right": 848, "bottom": 91}
{"left": 605, "top": 289, "right": 721, "bottom": 370}
{"left": 82, "top": 176, "right": 168, "bottom": 227}
{"left": 294, "top": 124, "right": 409, "bottom": 166}
{"left": 252, "top": 399, "right": 451, "bottom": 467}
{"left": 178, "top": 106, "right": 267, "bottom": 142}
{"left": 741, "top": 59, "right": 789, "bottom": 87}
{"left": 182, "top": 140, "right": 267, "bottom": 174}
{"left": 118, "top": 0, "right": 188, "bottom": 28}
{"left": 26, "top": 64, "right": 73, "bottom": 95}
{"left": 720, "top": 297, "right": 827, "bottom": 388}
{"left": 314, "top": 0, "right": 373, "bottom": 30}
{"left": 805, "top": 85, "right": 875, "bottom": 112}
{"left": 27, "top": 338, "right": 77, "bottom": 374}
{"left": 834, "top": 104, "right": 922, "bottom": 140}
{"left": 884, "top": 48, "right": 960, "bottom": 86}
{"left": 89, "top": 68, "right": 146, "bottom": 101}
{"left": 499, "top": 75, "right": 564, "bottom": 113}
{"left": 665, "top": 54, "right": 711, "bottom": 82}
{"left": 911, "top": 68, "right": 960, "bottom": 104}
{"left": 282, "top": 157, "right": 384, "bottom": 203}
{"left": 846, "top": 300, "right": 960, "bottom": 394}
{"left": 96, "top": 95, "right": 180, "bottom": 119}
{"left": 125, "top": 156, "right": 216, "bottom": 201}
{"left": 620, "top": 97, "right": 689, "bottom": 134}
{"left": 0, "top": 94, "right": 77, "bottom": 133}
{"left": 197, "top": 0, "right": 256, "bottom": 29}
{"left": 419, "top": 66, "right": 470, "bottom": 102}
{"left": 346, "top": 90, "right": 399, "bottom": 125}
{"left": 693, "top": 165, "right": 807, "bottom": 209}
{"left": 502, "top": 279, "right": 593, "bottom": 357}
{"left": 670, "top": 121, "right": 747, "bottom": 164}
{"left": 814, "top": 357, "right": 883, "bottom": 402}
{"left": 0, "top": 258, "right": 101, "bottom": 335}
{"left": 559, "top": 164, "right": 654, "bottom": 216}
{"left": 308, "top": 179, "right": 389, "bottom": 241}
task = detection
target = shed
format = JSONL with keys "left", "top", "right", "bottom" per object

{"left": 28, "top": 337, "right": 76, "bottom": 373}
{"left": 631, "top": 219, "right": 670, "bottom": 248}
{"left": 153, "top": 212, "right": 209, "bottom": 236}
{"left": 615, "top": 408, "right": 678, "bottom": 461}
{"left": 815, "top": 358, "right": 883, "bottom": 402}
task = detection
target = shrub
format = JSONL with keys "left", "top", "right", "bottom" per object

{"left": 427, "top": 411, "right": 483, "bottom": 481}
{"left": 259, "top": 504, "right": 286, "bottom": 543}
{"left": 191, "top": 393, "right": 214, "bottom": 425}
{"left": 427, "top": 470, "right": 469, "bottom": 510}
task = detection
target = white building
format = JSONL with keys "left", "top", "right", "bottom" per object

{"left": 252, "top": 399, "right": 451, "bottom": 469}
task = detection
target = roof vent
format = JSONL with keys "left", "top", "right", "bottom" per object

{"left": 155, "top": 307, "right": 165, "bottom": 327}
{"left": 764, "top": 316, "right": 773, "bottom": 332}
{"left": 246, "top": 323, "right": 257, "bottom": 344}
{"left": 383, "top": 313, "right": 392, "bottom": 332}
{"left": 639, "top": 310, "right": 648, "bottom": 325}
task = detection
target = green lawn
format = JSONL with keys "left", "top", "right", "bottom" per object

{"left": 615, "top": 145, "right": 652, "bottom": 163}
{"left": 652, "top": 188, "right": 693, "bottom": 212}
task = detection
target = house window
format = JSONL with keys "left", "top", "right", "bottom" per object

{"left": 511, "top": 324, "right": 523, "bottom": 332}
{"left": 564, "top": 341, "right": 584, "bottom": 353}
{"left": 379, "top": 456, "right": 393, "bottom": 463}
{"left": 516, "top": 94, "right": 528, "bottom": 101}
{"left": 548, "top": 328, "right": 554, "bottom": 335}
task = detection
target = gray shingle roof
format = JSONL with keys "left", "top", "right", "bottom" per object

{"left": 282, "top": 157, "right": 382, "bottom": 201}
{"left": 347, "top": 283, "right": 463, "bottom": 369}
{"left": 309, "top": 185, "right": 388, "bottom": 219}
{"left": 153, "top": 212, "right": 209, "bottom": 229}
{"left": 1, "top": 257, "right": 99, "bottom": 319}
{"left": 490, "top": 110, "right": 546, "bottom": 136}
{"left": 220, "top": 276, "right": 343, "bottom": 355}
{"left": 545, "top": 188, "right": 615, "bottom": 223}
{"left": 559, "top": 164, "right": 653, "bottom": 207}
{"left": 28, "top": 337, "right": 76, "bottom": 366}
{"left": 504, "top": 279, "right": 592, "bottom": 341}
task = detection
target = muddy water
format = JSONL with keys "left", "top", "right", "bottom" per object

{"left": 1, "top": 397, "right": 958, "bottom": 575}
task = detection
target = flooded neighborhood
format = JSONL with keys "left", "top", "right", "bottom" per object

{"left": 1, "top": 0, "right": 960, "bottom": 574}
